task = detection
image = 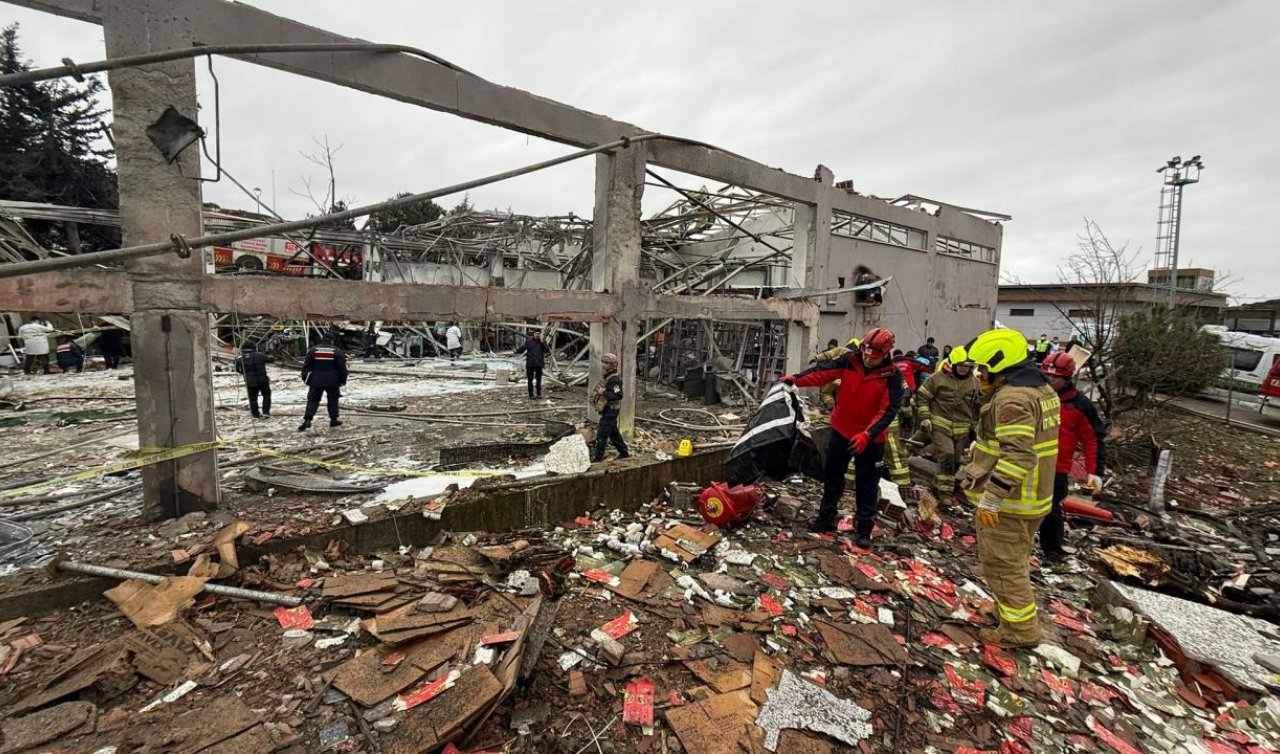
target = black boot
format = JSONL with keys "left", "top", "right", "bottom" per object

{"left": 854, "top": 519, "right": 874, "bottom": 549}
{"left": 297, "top": 422, "right": 311, "bottom": 432}
{"left": 808, "top": 514, "right": 837, "bottom": 534}
{"left": 330, "top": 419, "right": 343, "bottom": 427}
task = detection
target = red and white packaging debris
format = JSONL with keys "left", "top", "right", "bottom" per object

{"left": 758, "top": 594, "right": 783, "bottom": 617}
{"left": 274, "top": 605, "right": 314, "bottom": 630}
{"left": 599, "top": 610, "right": 638, "bottom": 640}
{"left": 622, "top": 678, "right": 654, "bottom": 727}
{"left": 395, "top": 669, "right": 461, "bottom": 711}
{"left": 581, "top": 569, "right": 620, "bottom": 587}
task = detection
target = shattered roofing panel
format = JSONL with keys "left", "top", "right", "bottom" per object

{"left": 1112, "top": 581, "right": 1280, "bottom": 692}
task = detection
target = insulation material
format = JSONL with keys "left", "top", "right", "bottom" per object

{"left": 1112, "top": 582, "right": 1280, "bottom": 692}
{"left": 756, "top": 669, "right": 873, "bottom": 752}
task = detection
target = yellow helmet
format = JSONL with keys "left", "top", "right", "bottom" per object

{"left": 846, "top": 336, "right": 861, "bottom": 348}
{"left": 964, "top": 329, "right": 1030, "bottom": 374}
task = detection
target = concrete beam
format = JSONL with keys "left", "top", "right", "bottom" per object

{"left": 6, "top": 0, "right": 820, "bottom": 203}
{"left": 0, "top": 269, "right": 132, "bottom": 312}
{"left": 199, "top": 276, "right": 615, "bottom": 322}
{"left": 105, "top": 0, "right": 220, "bottom": 520}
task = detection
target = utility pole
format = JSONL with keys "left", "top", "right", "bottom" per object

{"left": 1154, "top": 155, "right": 1204, "bottom": 307}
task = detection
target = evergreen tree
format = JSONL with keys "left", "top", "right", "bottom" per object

{"left": 0, "top": 23, "right": 119, "bottom": 252}
{"left": 363, "top": 191, "right": 444, "bottom": 233}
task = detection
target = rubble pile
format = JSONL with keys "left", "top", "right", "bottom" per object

{"left": 4, "top": 467, "right": 1279, "bottom": 753}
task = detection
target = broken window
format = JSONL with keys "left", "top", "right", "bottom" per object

{"left": 831, "top": 210, "right": 926, "bottom": 250}
{"left": 936, "top": 235, "right": 998, "bottom": 263}
{"left": 1009, "top": 308, "right": 1035, "bottom": 317}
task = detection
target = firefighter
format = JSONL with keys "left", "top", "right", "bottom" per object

{"left": 591, "top": 352, "right": 629, "bottom": 462}
{"left": 299, "top": 333, "right": 348, "bottom": 431}
{"left": 958, "top": 328, "right": 1060, "bottom": 648}
{"left": 811, "top": 336, "right": 860, "bottom": 411}
{"left": 1038, "top": 352, "right": 1105, "bottom": 563}
{"left": 782, "top": 327, "right": 902, "bottom": 545}
{"left": 881, "top": 349, "right": 927, "bottom": 490}
{"left": 54, "top": 337, "right": 85, "bottom": 373}
{"left": 916, "top": 346, "right": 981, "bottom": 497}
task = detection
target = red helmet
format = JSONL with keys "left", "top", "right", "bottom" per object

{"left": 1041, "top": 351, "right": 1076, "bottom": 378}
{"left": 860, "top": 327, "right": 895, "bottom": 360}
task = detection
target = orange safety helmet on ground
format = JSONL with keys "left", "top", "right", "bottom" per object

{"left": 1041, "top": 351, "right": 1077, "bottom": 379}
{"left": 859, "top": 327, "right": 895, "bottom": 360}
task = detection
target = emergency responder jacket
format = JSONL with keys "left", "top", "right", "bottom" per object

{"left": 813, "top": 344, "right": 850, "bottom": 362}
{"left": 55, "top": 341, "right": 83, "bottom": 368}
{"left": 1057, "top": 386, "right": 1106, "bottom": 476}
{"left": 302, "top": 343, "right": 348, "bottom": 388}
{"left": 962, "top": 362, "right": 1060, "bottom": 517}
{"left": 916, "top": 368, "right": 980, "bottom": 435}
{"left": 791, "top": 352, "right": 902, "bottom": 443}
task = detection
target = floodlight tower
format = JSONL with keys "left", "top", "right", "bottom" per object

{"left": 1154, "top": 155, "right": 1204, "bottom": 307}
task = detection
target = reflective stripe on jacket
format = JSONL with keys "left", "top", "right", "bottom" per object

{"left": 961, "top": 363, "right": 1060, "bottom": 516}
{"left": 916, "top": 368, "right": 980, "bottom": 434}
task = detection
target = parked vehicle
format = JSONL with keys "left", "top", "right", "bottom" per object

{"left": 1205, "top": 326, "right": 1280, "bottom": 389}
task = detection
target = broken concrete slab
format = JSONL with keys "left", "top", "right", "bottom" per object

{"left": 416, "top": 592, "right": 459, "bottom": 613}
{"left": 756, "top": 669, "right": 873, "bottom": 752}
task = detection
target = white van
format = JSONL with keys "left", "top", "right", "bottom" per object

{"left": 1205, "top": 326, "right": 1280, "bottom": 389}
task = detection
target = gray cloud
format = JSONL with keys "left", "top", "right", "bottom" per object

{"left": 6, "top": 0, "right": 1278, "bottom": 299}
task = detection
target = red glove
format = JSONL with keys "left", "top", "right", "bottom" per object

{"left": 849, "top": 432, "right": 870, "bottom": 454}
{"left": 780, "top": 375, "right": 796, "bottom": 386}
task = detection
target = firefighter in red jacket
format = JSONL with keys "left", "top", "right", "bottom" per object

{"left": 782, "top": 327, "right": 902, "bottom": 545}
{"left": 1039, "top": 352, "right": 1106, "bottom": 562}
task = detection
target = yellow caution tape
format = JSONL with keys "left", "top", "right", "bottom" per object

{"left": 0, "top": 437, "right": 512, "bottom": 501}
{"left": 0, "top": 440, "right": 222, "bottom": 500}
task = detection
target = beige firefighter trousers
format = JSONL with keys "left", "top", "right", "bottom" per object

{"left": 977, "top": 512, "right": 1046, "bottom": 642}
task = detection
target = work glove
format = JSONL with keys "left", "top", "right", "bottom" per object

{"left": 963, "top": 441, "right": 976, "bottom": 463}
{"left": 849, "top": 432, "right": 870, "bottom": 455}
{"left": 1087, "top": 474, "right": 1104, "bottom": 495}
{"left": 918, "top": 419, "right": 933, "bottom": 434}
{"left": 976, "top": 493, "right": 1001, "bottom": 529}
{"left": 780, "top": 375, "right": 796, "bottom": 386}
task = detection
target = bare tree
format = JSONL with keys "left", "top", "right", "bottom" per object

{"left": 290, "top": 135, "right": 348, "bottom": 220}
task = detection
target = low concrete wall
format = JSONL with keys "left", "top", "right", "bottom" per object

{"left": 0, "top": 447, "right": 733, "bottom": 620}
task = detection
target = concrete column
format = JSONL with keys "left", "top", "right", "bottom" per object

{"left": 589, "top": 143, "right": 646, "bottom": 438}
{"left": 784, "top": 191, "right": 825, "bottom": 375}
{"left": 104, "top": 1, "right": 219, "bottom": 520}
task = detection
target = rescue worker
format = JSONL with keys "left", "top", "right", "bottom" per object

{"left": 515, "top": 329, "right": 550, "bottom": 399}
{"left": 235, "top": 341, "right": 272, "bottom": 419}
{"left": 1039, "top": 352, "right": 1105, "bottom": 563}
{"left": 811, "top": 336, "right": 860, "bottom": 411}
{"left": 54, "top": 338, "right": 84, "bottom": 373}
{"left": 958, "top": 328, "right": 1060, "bottom": 648}
{"left": 18, "top": 318, "right": 54, "bottom": 375}
{"left": 299, "top": 333, "right": 348, "bottom": 431}
{"left": 883, "top": 349, "right": 929, "bottom": 489}
{"left": 916, "top": 346, "right": 980, "bottom": 497}
{"left": 591, "top": 352, "right": 629, "bottom": 462}
{"left": 1033, "top": 335, "right": 1050, "bottom": 363}
{"left": 782, "top": 327, "right": 902, "bottom": 545}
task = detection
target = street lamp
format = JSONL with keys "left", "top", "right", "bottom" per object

{"left": 253, "top": 187, "right": 263, "bottom": 219}
{"left": 1154, "top": 155, "right": 1204, "bottom": 307}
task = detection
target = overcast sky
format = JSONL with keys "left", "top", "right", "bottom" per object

{"left": 6, "top": 0, "right": 1279, "bottom": 300}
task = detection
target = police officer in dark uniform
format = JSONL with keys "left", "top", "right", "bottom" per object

{"left": 591, "top": 352, "right": 629, "bottom": 463}
{"left": 299, "top": 333, "right": 348, "bottom": 431}
{"left": 234, "top": 341, "right": 272, "bottom": 418}
{"left": 54, "top": 338, "right": 84, "bottom": 373}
